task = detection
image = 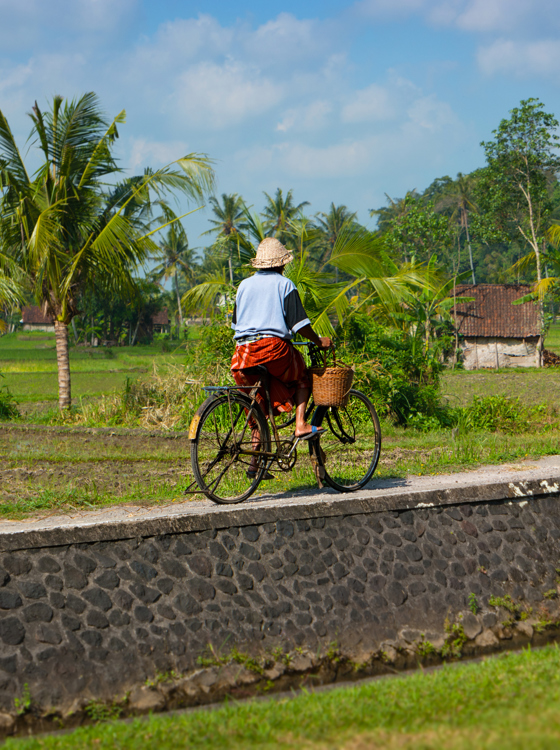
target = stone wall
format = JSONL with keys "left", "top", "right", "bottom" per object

{"left": 2, "top": 487, "right": 560, "bottom": 716}
{"left": 460, "top": 336, "right": 538, "bottom": 369}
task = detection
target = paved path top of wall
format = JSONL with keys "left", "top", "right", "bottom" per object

{"left": 2, "top": 456, "right": 560, "bottom": 552}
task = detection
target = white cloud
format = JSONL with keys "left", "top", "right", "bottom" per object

{"left": 478, "top": 38, "right": 560, "bottom": 76}
{"left": 247, "top": 13, "right": 328, "bottom": 64}
{"left": 276, "top": 100, "right": 333, "bottom": 132}
{"left": 0, "top": 0, "right": 136, "bottom": 46}
{"left": 129, "top": 138, "right": 190, "bottom": 171}
{"left": 431, "top": 0, "right": 559, "bottom": 33}
{"left": 407, "top": 95, "right": 457, "bottom": 129}
{"left": 238, "top": 86, "right": 466, "bottom": 181}
{"left": 355, "top": 0, "right": 560, "bottom": 35}
{"left": 130, "top": 15, "right": 234, "bottom": 72}
{"left": 342, "top": 84, "right": 396, "bottom": 123}
{"left": 173, "top": 61, "right": 284, "bottom": 129}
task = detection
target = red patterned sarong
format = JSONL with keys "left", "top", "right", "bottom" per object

{"left": 231, "top": 337, "right": 310, "bottom": 415}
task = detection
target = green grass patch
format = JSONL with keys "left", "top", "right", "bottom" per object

{"left": 441, "top": 367, "right": 560, "bottom": 408}
{"left": 545, "top": 322, "right": 560, "bottom": 354}
{"left": 9, "top": 646, "right": 560, "bottom": 749}
{"left": 0, "top": 372, "right": 142, "bottom": 402}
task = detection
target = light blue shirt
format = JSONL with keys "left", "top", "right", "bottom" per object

{"left": 231, "top": 271, "right": 310, "bottom": 341}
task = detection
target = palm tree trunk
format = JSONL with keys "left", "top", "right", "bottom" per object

{"left": 175, "top": 270, "right": 184, "bottom": 331}
{"left": 465, "top": 219, "right": 476, "bottom": 285}
{"left": 54, "top": 320, "right": 71, "bottom": 409}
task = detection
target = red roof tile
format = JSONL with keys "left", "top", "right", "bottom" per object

{"left": 451, "top": 284, "right": 539, "bottom": 338}
{"left": 21, "top": 306, "right": 54, "bottom": 325}
{"left": 152, "top": 308, "right": 169, "bottom": 326}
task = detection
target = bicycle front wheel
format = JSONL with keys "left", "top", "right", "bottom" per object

{"left": 190, "top": 392, "right": 271, "bottom": 504}
{"left": 311, "top": 389, "right": 381, "bottom": 492}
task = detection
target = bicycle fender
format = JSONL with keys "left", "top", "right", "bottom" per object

{"left": 188, "top": 395, "right": 218, "bottom": 440}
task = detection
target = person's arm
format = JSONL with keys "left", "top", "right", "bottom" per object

{"left": 283, "top": 286, "right": 332, "bottom": 349}
{"left": 298, "top": 323, "right": 332, "bottom": 350}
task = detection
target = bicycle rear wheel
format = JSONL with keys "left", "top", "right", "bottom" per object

{"left": 311, "top": 389, "right": 381, "bottom": 492}
{"left": 190, "top": 392, "right": 270, "bottom": 504}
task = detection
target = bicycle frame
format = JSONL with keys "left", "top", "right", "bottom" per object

{"left": 200, "top": 367, "right": 315, "bottom": 470}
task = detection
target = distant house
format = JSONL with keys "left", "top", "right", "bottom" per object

{"left": 21, "top": 306, "right": 55, "bottom": 332}
{"left": 152, "top": 308, "right": 170, "bottom": 334}
{"left": 451, "top": 284, "right": 540, "bottom": 369}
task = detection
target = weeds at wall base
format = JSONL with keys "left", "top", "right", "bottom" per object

{"left": 6, "top": 616, "right": 560, "bottom": 743}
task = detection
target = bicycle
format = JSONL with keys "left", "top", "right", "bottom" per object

{"left": 188, "top": 342, "right": 381, "bottom": 504}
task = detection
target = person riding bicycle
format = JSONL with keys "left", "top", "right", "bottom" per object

{"left": 230, "top": 237, "right": 332, "bottom": 443}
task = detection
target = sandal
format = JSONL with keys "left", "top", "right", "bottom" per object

{"left": 295, "top": 425, "right": 326, "bottom": 441}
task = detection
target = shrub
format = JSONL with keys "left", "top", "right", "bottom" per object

{"left": 336, "top": 315, "right": 450, "bottom": 426}
{"left": 0, "top": 375, "right": 18, "bottom": 420}
{"left": 460, "top": 395, "right": 529, "bottom": 433}
{"left": 198, "top": 315, "right": 235, "bottom": 366}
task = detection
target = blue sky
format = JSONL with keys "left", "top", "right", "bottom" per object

{"left": 1, "top": 0, "right": 559, "bottom": 246}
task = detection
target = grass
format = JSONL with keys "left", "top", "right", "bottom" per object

{"left": 0, "top": 372, "right": 139, "bottom": 403}
{"left": 0, "top": 333, "right": 186, "bottom": 403}
{"left": 2, "top": 328, "right": 560, "bottom": 520}
{"left": 545, "top": 321, "right": 560, "bottom": 354}
{"left": 8, "top": 645, "right": 560, "bottom": 749}
{"left": 441, "top": 367, "right": 560, "bottom": 408}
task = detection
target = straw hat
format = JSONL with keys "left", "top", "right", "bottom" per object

{"left": 251, "top": 237, "right": 293, "bottom": 269}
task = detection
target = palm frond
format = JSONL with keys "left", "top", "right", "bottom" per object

{"left": 181, "top": 271, "right": 230, "bottom": 313}
{"left": 0, "top": 109, "right": 30, "bottom": 188}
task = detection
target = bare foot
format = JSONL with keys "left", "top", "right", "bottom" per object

{"left": 295, "top": 425, "right": 325, "bottom": 439}
{"left": 295, "top": 423, "right": 313, "bottom": 438}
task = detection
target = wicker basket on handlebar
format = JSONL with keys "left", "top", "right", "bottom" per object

{"left": 309, "top": 349, "right": 354, "bottom": 408}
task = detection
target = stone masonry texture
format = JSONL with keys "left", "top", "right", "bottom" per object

{"left": 1, "top": 495, "right": 560, "bottom": 711}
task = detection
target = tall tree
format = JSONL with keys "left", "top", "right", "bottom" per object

{"left": 202, "top": 193, "right": 245, "bottom": 284}
{"left": 370, "top": 190, "right": 418, "bottom": 234}
{"left": 0, "top": 92, "right": 215, "bottom": 407}
{"left": 314, "top": 203, "right": 359, "bottom": 273}
{"left": 262, "top": 188, "right": 309, "bottom": 246}
{"left": 477, "top": 98, "right": 560, "bottom": 363}
{"left": 383, "top": 194, "right": 453, "bottom": 266}
{"left": 436, "top": 172, "right": 478, "bottom": 284}
{"left": 152, "top": 210, "right": 197, "bottom": 331}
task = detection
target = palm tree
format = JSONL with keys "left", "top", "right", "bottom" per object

{"left": 151, "top": 210, "right": 198, "bottom": 331}
{"left": 262, "top": 188, "right": 309, "bottom": 246}
{"left": 314, "top": 203, "right": 359, "bottom": 279}
{"left": 437, "top": 173, "right": 478, "bottom": 284}
{"left": 369, "top": 191, "right": 418, "bottom": 234}
{"left": 0, "top": 253, "right": 22, "bottom": 333}
{"left": 202, "top": 193, "right": 245, "bottom": 284}
{"left": 0, "top": 92, "right": 214, "bottom": 408}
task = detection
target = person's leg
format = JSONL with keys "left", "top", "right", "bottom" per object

{"left": 248, "top": 426, "right": 261, "bottom": 474}
{"left": 295, "top": 386, "right": 312, "bottom": 437}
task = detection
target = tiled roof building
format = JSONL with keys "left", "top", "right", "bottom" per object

{"left": 450, "top": 284, "right": 540, "bottom": 369}
{"left": 21, "top": 306, "right": 55, "bottom": 331}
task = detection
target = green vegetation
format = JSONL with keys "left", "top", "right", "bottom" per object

{"left": 440, "top": 621, "right": 467, "bottom": 660}
{"left": 8, "top": 646, "right": 560, "bottom": 749}
{"left": 0, "top": 92, "right": 214, "bottom": 408}
{"left": 1, "top": 328, "right": 560, "bottom": 520}
{"left": 468, "top": 593, "right": 480, "bottom": 615}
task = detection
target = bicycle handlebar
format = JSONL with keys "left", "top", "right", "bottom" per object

{"left": 292, "top": 340, "right": 334, "bottom": 349}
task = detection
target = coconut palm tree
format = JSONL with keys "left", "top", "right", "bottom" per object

{"left": 202, "top": 193, "right": 245, "bottom": 284}
{"left": 0, "top": 92, "right": 214, "bottom": 408}
{"left": 437, "top": 172, "right": 478, "bottom": 284}
{"left": 313, "top": 203, "right": 360, "bottom": 279}
{"left": 262, "top": 188, "right": 309, "bottom": 246}
{"left": 151, "top": 209, "right": 199, "bottom": 331}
